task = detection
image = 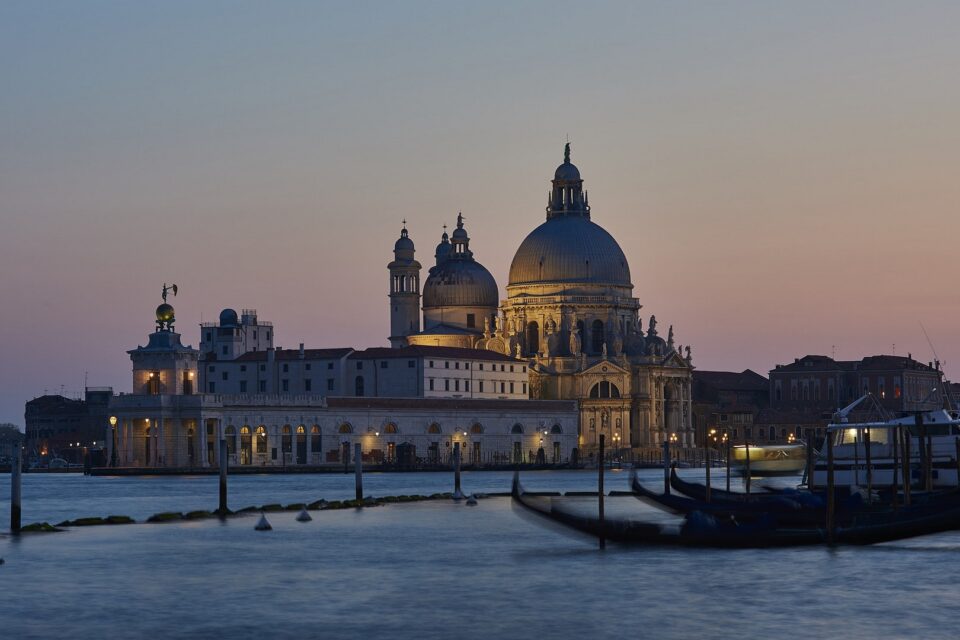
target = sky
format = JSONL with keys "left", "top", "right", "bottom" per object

{"left": 3, "top": 1, "right": 960, "bottom": 426}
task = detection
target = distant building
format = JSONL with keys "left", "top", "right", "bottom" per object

{"left": 756, "top": 354, "right": 945, "bottom": 445}
{"left": 691, "top": 370, "right": 769, "bottom": 446}
{"left": 105, "top": 301, "right": 577, "bottom": 469}
{"left": 23, "top": 387, "right": 112, "bottom": 464}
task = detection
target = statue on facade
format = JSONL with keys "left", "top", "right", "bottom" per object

{"left": 569, "top": 324, "right": 581, "bottom": 356}
{"left": 647, "top": 315, "right": 658, "bottom": 337}
{"left": 685, "top": 345, "right": 692, "bottom": 364}
{"left": 667, "top": 325, "right": 675, "bottom": 350}
{"left": 602, "top": 342, "right": 608, "bottom": 358}
{"left": 515, "top": 343, "right": 522, "bottom": 359}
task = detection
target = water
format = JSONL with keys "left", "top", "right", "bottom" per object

{"left": 2, "top": 470, "right": 959, "bottom": 639}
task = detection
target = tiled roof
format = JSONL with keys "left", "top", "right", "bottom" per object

{"left": 232, "top": 348, "right": 354, "bottom": 362}
{"left": 349, "top": 345, "right": 522, "bottom": 363}
{"left": 772, "top": 354, "right": 937, "bottom": 374}
{"left": 694, "top": 369, "right": 768, "bottom": 391}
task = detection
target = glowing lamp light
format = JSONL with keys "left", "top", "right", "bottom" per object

{"left": 109, "top": 416, "right": 117, "bottom": 427}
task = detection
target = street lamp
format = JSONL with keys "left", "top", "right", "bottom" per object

{"left": 109, "top": 416, "right": 118, "bottom": 467}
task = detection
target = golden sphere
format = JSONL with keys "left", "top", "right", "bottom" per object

{"left": 156, "top": 303, "right": 175, "bottom": 324}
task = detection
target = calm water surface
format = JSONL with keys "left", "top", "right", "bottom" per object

{"left": 2, "top": 470, "right": 959, "bottom": 639}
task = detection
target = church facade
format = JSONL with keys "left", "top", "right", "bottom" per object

{"left": 392, "top": 145, "right": 695, "bottom": 451}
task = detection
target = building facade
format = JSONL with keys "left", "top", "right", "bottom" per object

{"left": 389, "top": 145, "right": 695, "bottom": 452}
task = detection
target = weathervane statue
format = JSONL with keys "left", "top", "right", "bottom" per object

{"left": 156, "top": 282, "right": 179, "bottom": 331}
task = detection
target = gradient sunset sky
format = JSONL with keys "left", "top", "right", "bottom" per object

{"left": 3, "top": 1, "right": 960, "bottom": 426}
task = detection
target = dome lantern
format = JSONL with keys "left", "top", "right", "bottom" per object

{"left": 547, "top": 142, "right": 589, "bottom": 220}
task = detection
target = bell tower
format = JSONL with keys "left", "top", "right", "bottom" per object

{"left": 388, "top": 223, "right": 422, "bottom": 348}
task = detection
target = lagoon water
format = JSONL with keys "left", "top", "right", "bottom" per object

{"left": 2, "top": 469, "right": 960, "bottom": 639}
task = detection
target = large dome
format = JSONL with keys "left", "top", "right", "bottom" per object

{"left": 423, "top": 260, "right": 499, "bottom": 308}
{"left": 509, "top": 215, "right": 632, "bottom": 287}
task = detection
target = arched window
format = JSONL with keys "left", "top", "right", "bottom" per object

{"left": 384, "top": 423, "right": 398, "bottom": 434}
{"left": 256, "top": 426, "right": 268, "bottom": 453}
{"left": 470, "top": 423, "right": 484, "bottom": 434}
{"left": 589, "top": 382, "right": 621, "bottom": 399}
{"left": 428, "top": 423, "right": 442, "bottom": 434}
{"left": 551, "top": 424, "right": 563, "bottom": 434}
{"left": 296, "top": 425, "right": 305, "bottom": 434}
{"left": 527, "top": 322, "right": 539, "bottom": 354}
{"left": 355, "top": 375, "right": 365, "bottom": 396}
{"left": 576, "top": 320, "right": 585, "bottom": 344}
{"left": 591, "top": 319, "right": 605, "bottom": 354}
{"left": 240, "top": 426, "right": 252, "bottom": 464}
{"left": 338, "top": 423, "right": 353, "bottom": 434}
{"left": 310, "top": 425, "right": 321, "bottom": 454}
{"left": 511, "top": 424, "right": 524, "bottom": 434}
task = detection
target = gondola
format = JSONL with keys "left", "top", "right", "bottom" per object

{"left": 669, "top": 467, "right": 823, "bottom": 507}
{"left": 512, "top": 471, "right": 960, "bottom": 547}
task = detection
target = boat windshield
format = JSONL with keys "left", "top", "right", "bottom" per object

{"left": 832, "top": 424, "right": 960, "bottom": 445}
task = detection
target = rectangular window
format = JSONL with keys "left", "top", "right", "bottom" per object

{"left": 510, "top": 382, "right": 514, "bottom": 394}
{"left": 380, "top": 361, "right": 388, "bottom": 369}
{"left": 522, "top": 366, "right": 526, "bottom": 373}
{"left": 305, "top": 379, "right": 312, "bottom": 391}
{"left": 327, "top": 378, "right": 334, "bottom": 391}
{"left": 282, "top": 379, "right": 289, "bottom": 392}
{"left": 466, "top": 313, "right": 475, "bottom": 328}
{"left": 500, "top": 382, "right": 505, "bottom": 394}
{"left": 357, "top": 362, "right": 363, "bottom": 370}
{"left": 455, "top": 380, "right": 460, "bottom": 391}
{"left": 209, "top": 365, "right": 215, "bottom": 372}
{"left": 429, "top": 360, "right": 435, "bottom": 368}
{"left": 305, "top": 364, "right": 311, "bottom": 371}
{"left": 282, "top": 363, "right": 289, "bottom": 373}
{"left": 206, "top": 332, "right": 212, "bottom": 341}
{"left": 445, "top": 361, "right": 450, "bottom": 369}
{"left": 465, "top": 362, "right": 470, "bottom": 370}
{"left": 408, "top": 360, "right": 415, "bottom": 368}
{"left": 259, "top": 380, "right": 266, "bottom": 392}
{"left": 510, "top": 365, "right": 514, "bottom": 372}
{"left": 222, "top": 346, "right": 228, "bottom": 356}
{"left": 464, "top": 381, "right": 469, "bottom": 392}
{"left": 240, "top": 365, "right": 247, "bottom": 372}
{"left": 522, "top": 382, "right": 527, "bottom": 394}
{"left": 445, "top": 380, "right": 450, "bottom": 391}
{"left": 260, "top": 364, "right": 266, "bottom": 371}
{"left": 501, "top": 365, "right": 505, "bottom": 372}
{"left": 455, "top": 362, "right": 460, "bottom": 370}
{"left": 327, "top": 363, "right": 334, "bottom": 370}
{"left": 479, "top": 381, "right": 484, "bottom": 393}
{"left": 429, "top": 379, "right": 435, "bottom": 391}
{"left": 209, "top": 382, "right": 216, "bottom": 393}
{"left": 239, "top": 381, "right": 247, "bottom": 393}
{"left": 253, "top": 331, "right": 257, "bottom": 340}
{"left": 222, "top": 372, "right": 228, "bottom": 381}
{"left": 479, "top": 363, "right": 484, "bottom": 371}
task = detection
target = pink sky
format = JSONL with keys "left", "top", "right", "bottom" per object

{"left": 2, "top": 2, "right": 960, "bottom": 425}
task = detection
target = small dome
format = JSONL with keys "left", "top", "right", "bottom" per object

{"left": 156, "top": 303, "right": 175, "bottom": 324}
{"left": 394, "top": 228, "right": 414, "bottom": 253}
{"left": 423, "top": 260, "right": 499, "bottom": 309}
{"left": 451, "top": 226, "right": 468, "bottom": 242}
{"left": 435, "top": 233, "right": 452, "bottom": 265}
{"left": 509, "top": 215, "right": 631, "bottom": 287}
{"left": 219, "top": 308, "right": 239, "bottom": 326}
{"left": 554, "top": 161, "right": 581, "bottom": 182}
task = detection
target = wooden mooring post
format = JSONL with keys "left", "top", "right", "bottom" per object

{"left": 725, "top": 436, "right": 731, "bottom": 492}
{"left": 744, "top": 439, "right": 751, "bottom": 495}
{"left": 704, "top": 446, "right": 711, "bottom": 503}
{"left": 902, "top": 428, "right": 912, "bottom": 507}
{"left": 355, "top": 443, "right": 363, "bottom": 501}
{"left": 864, "top": 428, "right": 872, "bottom": 500}
{"left": 218, "top": 439, "right": 228, "bottom": 515}
{"left": 955, "top": 438, "right": 960, "bottom": 489}
{"left": 10, "top": 445, "right": 22, "bottom": 534}
{"left": 891, "top": 427, "right": 899, "bottom": 511}
{"left": 826, "top": 432, "right": 836, "bottom": 545}
{"left": 662, "top": 438, "right": 671, "bottom": 495}
{"left": 598, "top": 434, "right": 605, "bottom": 550}
{"left": 453, "top": 441, "right": 463, "bottom": 500}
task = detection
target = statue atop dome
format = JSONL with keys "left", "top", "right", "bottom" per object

{"left": 156, "top": 283, "right": 178, "bottom": 332}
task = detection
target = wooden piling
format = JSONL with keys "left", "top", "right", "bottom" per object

{"left": 955, "top": 437, "right": 960, "bottom": 489}
{"left": 453, "top": 442, "right": 463, "bottom": 500}
{"left": 218, "top": 439, "right": 228, "bottom": 515}
{"left": 891, "top": 427, "right": 899, "bottom": 511}
{"left": 744, "top": 439, "right": 751, "bottom": 495}
{"left": 926, "top": 432, "right": 934, "bottom": 492}
{"left": 662, "top": 438, "right": 671, "bottom": 495}
{"left": 826, "top": 431, "right": 835, "bottom": 545}
{"left": 864, "top": 428, "right": 872, "bottom": 500}
{"left": 902, "top": 427, "right": 912, "bottom": 507}
{"left": 354, "top": 443, "right": 363, "bottom": 501}
{"left": 10, "top": 445, "right": 21, "bottom": 534}
{"left": 725, "top": 436, "right": 731, "bottom": 492}
{"left": 598, "top": 434, "right": 605, "bottom": 550}
{"left": 704, "top": 446, "right": 711, "bottom": 503}
{"left": 805, "top": 437, "right": 815, "bottom": 490}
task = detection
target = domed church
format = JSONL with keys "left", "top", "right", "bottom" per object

{"left": 389, "top": 145, "right": 694, "bottom": 450}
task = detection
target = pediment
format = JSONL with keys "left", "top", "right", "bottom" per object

{"left": 580, "top": 359, "right": 630, "bottom": 377}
